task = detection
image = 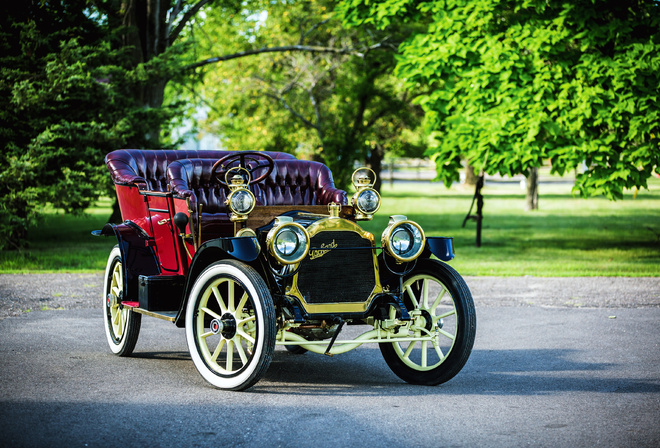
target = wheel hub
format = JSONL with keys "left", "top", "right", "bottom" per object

{"left": 420, "top": 310, "right": 433, "bottom": 332}
{"left": 211, "top": 313, "right": 237, "bottom": 339}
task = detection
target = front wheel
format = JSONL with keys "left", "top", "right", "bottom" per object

{"left": 185, "top": 260, "right": 276, "bottom": 391}
{"left": 380, "top": 259, "right": 476, "bottom": 385}
{"left": 103, "top": 246, "right": 141, "bottom": 356}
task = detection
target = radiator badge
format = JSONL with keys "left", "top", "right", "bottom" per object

{"left": 309, "top": 239, "right": 338, "bottom": 260}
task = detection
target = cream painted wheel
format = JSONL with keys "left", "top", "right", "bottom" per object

{"left": 185, "top": 260, "right": 276, "bottom": 391}
{"left": 380, "top": 259, "right": 476, "bottom": 385}
{"left": 103, "top": 246, "right": 141, "bottom": 356}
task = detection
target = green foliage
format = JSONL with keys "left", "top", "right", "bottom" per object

{"left": 0, "top": 1, "right": 187, "bottom": 249}
{"left": 339, "top": 0, "right": 660, "bottom": 199}
{"left": 0, "top": 199, "right": 117, "bottom": 272}
{"left": 360, "top": 177, "right": 660, "bottom": 277}
{"left": 183, "top": 0, "right": 425, "bottom": 189}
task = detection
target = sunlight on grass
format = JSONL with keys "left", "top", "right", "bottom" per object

{"left": 362, "top": 177, "right": 660, "bottom": 276}
{"left": 1, "top": 176, "right": 658, "bottom": 276}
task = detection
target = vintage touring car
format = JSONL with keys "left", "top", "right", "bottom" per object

{"left": 94, "top": 149, "right": 476, "bottom": 390}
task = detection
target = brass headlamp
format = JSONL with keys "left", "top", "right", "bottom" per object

{"left": 266, "top": 216, "right": 310, "bottom": 265}
{"left": 351, "top": 168, "right": 380, "bottom": 220}
{"left": 225, "top": 167, "right": 256, "bottom": 222}
{"left": 381, "top": 215, "right": 426, "bottom": 263}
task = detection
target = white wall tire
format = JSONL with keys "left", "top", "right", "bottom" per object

{"left": 380, "top": 259, "right": 476, "bottom": 385}
{"left": 103, "top": 246, "right": 141, "bottom": 356}
{"left": 185, "top": 260, "right": 276, "bottom": 391}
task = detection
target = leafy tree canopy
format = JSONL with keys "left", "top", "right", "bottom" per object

{"left": 339, "top": 0, "right": 660, "bottom": 199}
{"left": 183, "top": 0, "right": 425, "bottom": 189}
{"left": 0, "top": 0, "right": 190, "bottom": 249}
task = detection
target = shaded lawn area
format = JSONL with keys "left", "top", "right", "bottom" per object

{"left": 1, "top": 178, "right": 658, "bottom": 276}
{"left": 0, "top": 197, "right": 116, "bottom": 273}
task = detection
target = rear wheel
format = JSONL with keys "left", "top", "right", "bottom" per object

{"left": 103, "top": 246, "right": 141, "bottom": 356}
{"left": 185, "top": 260, "right": 276, "bottom": 391}
{"left": 380, "top": 259, "right": 476, "bottom": 385}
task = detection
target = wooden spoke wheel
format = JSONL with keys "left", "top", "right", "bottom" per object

{"left": 185, "top": 260, "right": 276, "bottom": 391}
{"left": 380, "top": 259, "right": 476, "bottom": 385}
{"left": 103, "top": 246, "right": 141, "bottom": 356}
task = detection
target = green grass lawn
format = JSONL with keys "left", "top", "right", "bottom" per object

{"left": 0, "top": 197, "right": 117, "bottom": 273}
{"left": 363, "top": 176, "right": 660, "bottom": 276}
{"left": 1, "top": 177, "right": 659, "bottom": 276}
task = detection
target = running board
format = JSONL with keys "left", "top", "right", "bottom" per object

{"left": 122, "top": 301, "right": 177, "bottom": 322}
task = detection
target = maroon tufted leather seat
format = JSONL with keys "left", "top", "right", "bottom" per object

{"left": 166, "top": 158, "right": 347, "bottom": 212}
{"left": 166, "top": 158, "right": 347, "bottom": 241}
{"left": 166, "top": 159, "right": 232, "bottom": 214}
{"left": 253, "top": 159, "right": 348, "bottom": 206}
{"left": 105, "top": 149, "right": 296, "bottom": 191}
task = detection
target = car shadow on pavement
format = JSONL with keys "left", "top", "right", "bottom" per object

{"left": 131, "top": 351, "right": 191, "bottom": 361}
{"left": 253, "top": 347, "right": 660, "bottom": 396}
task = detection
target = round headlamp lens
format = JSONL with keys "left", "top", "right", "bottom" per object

{"left": 275, "top": 229, "right": 299, "bottom": 256}
{"left": 382, "top": 220, "right": 425, "bottom": 262}
{"left": 268, "top": 223, "right": 310, "bottom": 264}
{"left": 357, "top": 189, "right": 380, "bottom": 214}
{"left": 391, "top": 227, "right": 413, "bottom": 255}
{"left": 230, "top": 190, "right": 254, "bottom": 214}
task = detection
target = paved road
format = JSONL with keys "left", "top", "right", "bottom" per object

{"left": 1, "top": 300, "right": 658, "bottom": 447}
{"left": 2, "top": 274, "right": 659, "bottom": 320}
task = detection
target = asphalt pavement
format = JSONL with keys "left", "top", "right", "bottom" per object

{"left": 1, "top": 289, "right": 658, "bottom": 447}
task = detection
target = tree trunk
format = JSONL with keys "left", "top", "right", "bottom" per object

{"left": 366, "top": 143, "right": 385, "bottom": 193}
{"left": 4, "top": 198, "right": 29, "bottom": 250}
{"left": 525, "top": 167, "right": 539, "bottom": 210}
{"left": 118, "top": 0, "right": 171, "bottom": 146}
{"left": 464, "top": 161, "right": 478, "bottom": 186}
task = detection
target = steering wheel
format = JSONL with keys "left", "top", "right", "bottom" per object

{"left": 211, "top": 152, "right": 275, "bottom": 186}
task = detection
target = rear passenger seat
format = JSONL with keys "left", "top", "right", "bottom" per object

{"left": 105, "top": 149, "right": 296, "bottom": 192}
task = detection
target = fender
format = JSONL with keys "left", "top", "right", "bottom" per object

{"left": 174, "top": 236, "right": 261, "bottom": 327}
{"left": 378, "top": 236, "right": 455, "bottom": 289}
{"left": 93, "top": 221, "right": 160, "bottom": 302}
{"left": 424, "top": 236, "right": 455, "bottom": 262}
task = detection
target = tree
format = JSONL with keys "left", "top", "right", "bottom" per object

{"left": 184, "top": 0, "right": 425, "bottom": 190}
{"left": 0, "top": 0, "right": 224, "bottom": 248}
{"left": 0, "top": 1, "right": 132, "bottom": 249}
{"left": 1, "top": 0, "right": 419, "bottom": 250}
{"left": 339, "top": 0, "right": 660, "bottom": 203}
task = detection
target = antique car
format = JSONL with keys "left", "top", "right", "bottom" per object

{"left": 94, "top": 149, "right": 476, "bottom": 390}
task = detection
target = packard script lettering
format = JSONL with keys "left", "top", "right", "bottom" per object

{"left": 309, "top": 239, "right": 338, "bottom": 260}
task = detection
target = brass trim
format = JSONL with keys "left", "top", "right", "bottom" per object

{"left": 128, "top": 307, "right": 177, "bottom": 322}
{"left": 351, "top": 167, "right": 377, "bottom": 187}
{"left": 351, "top": 188, "right": 381, "bottom": 220}
{"left": 186, "top": 198, "right": 198, "bottom": 250}
{"left": 381, "top": 217, "right": 426, "bottom": 263}
{"left": 306, "top": 216, "right": 375, "bottom": 241}
{"left": 236, "top": 227, "right": 257, "bottom": 238}
{"left": 266, "top": 221, "right": 311, "bottom": 265}
{"left": 351, "top": 167, "right": 381, "bottom": 220}
{"left": 198, "top": 203, "right": 203, "bottom": 247}
{"left": 226, "top": 188, "right": 256, "bottom": 221}
{"left": 328, "top": 202, "right": 341, "bottom": 218}
{"left": 224, "top": 166, "right": 252, "bottom": 185}
{"left": 286, "top": 217, "right": 383, "bottom": 315}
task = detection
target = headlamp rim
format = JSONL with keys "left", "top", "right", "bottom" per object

{"left": 351, "top": 167, "right": 377, "bottom": 188}
{"left": 266, "top": 222, "right": 310, "bottom": 265}
{"left": 381, "top": 218, "right": 426, "bottom": 262}
{"left": 227, "top": 188, "right": 256, "bottom": 215}
{"left": 353, "top": 187, "right": 381, "bottom": 215}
